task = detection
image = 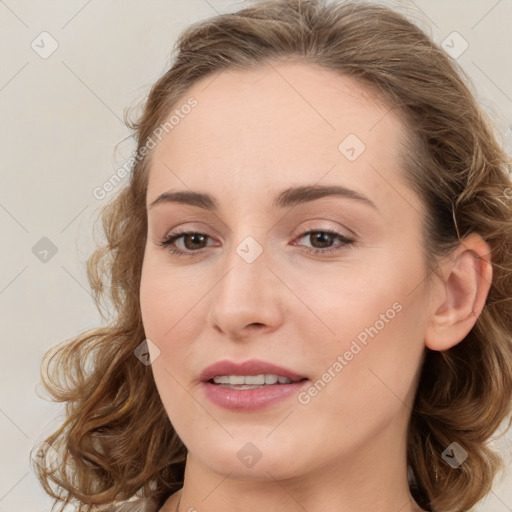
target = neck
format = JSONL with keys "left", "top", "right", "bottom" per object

{"left": 171, "top": 428, "right": 425, "bottom": 512}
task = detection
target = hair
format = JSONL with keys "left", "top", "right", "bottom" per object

{"left": 34, "top": 1, "right": 512, "bottom": 511}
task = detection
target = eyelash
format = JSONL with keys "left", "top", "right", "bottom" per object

{"left": 156, "top": 228, "right": 354, "bottom": 257}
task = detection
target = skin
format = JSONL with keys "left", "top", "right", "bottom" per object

{"left": 139, "top": 60, "right": 492, "bottom": 512}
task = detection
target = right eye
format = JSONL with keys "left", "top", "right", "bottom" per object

{"left": 157, "top": 231, "right": 215, "bottom": 256}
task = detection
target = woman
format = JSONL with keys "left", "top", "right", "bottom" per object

{"left": 34, "top": 1, "right": 512, "bottom": 511}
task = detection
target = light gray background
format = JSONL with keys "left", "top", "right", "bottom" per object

{"left": 1, "top": 0, "right": 511, "bottom": 511}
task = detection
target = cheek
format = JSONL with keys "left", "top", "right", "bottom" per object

{"left": 139, "top": 257, "right": 207, "bottom": 343}
{"left": 139, "top": 255, "right": 216, "bottom": 377}
{"left": 139, "top": 260, "right": 206, "bottom": 429}
{"left": 297, "top": 243, "right": 429, "bottom": 415}
{"left": 291, "top": 245, "right": 423, "bottom": 344}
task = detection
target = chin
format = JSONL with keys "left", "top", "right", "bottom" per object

{"left": 187, "top": 434, "right": 312, "bottom": 481}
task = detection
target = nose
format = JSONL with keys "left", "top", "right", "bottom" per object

{"left": 206, "top": 240, "right": 286, "bottom": 341}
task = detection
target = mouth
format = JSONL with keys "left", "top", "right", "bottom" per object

{"left": 199, "top": 359, "right": 310, "bottom": 410}
{"left": 199, "top": 358, "right": 308, "bottom": 383}
{"left": 209, "top": 373, "right": 308, "bottom": 389}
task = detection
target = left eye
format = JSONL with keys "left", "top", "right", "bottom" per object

{"left": 293, "top": 230, "right": 354, "bottom": 254}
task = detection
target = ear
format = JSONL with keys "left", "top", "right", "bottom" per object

{"left": 424, "top": 233, "right": 492, "bottom": 351}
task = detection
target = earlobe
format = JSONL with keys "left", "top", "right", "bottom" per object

{"left": 424, "top": 233, "right": 492, "bottom": 351}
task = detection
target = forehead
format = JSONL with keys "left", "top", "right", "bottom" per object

{"left": 147, "top": 60, "right": 410, "bottom": 210}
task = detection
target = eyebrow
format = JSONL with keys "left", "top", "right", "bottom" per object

{"left": 148, "top": 184, "right": 378, "bottom": 211}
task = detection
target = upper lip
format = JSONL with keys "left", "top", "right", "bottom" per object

{"left": 199, "top": 359, "right": 308, "bottom": 382}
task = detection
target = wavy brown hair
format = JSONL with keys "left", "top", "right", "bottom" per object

{"left": 34, "top": 1, "right": 512, "bottom": 511}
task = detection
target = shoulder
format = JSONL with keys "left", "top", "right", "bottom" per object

{"left": 99, "top": 498, "right": 159, "bottom": 512}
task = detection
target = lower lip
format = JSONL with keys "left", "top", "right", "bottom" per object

{"left": 201, "top": 380, "right": 309, "bottom": 411}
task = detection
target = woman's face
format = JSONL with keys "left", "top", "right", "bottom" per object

{"left": 140, "top": 61, "right": 433, "bottom": 481}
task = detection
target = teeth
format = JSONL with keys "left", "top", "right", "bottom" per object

{"left": 246, "top": 375, "right": 265, "bottom": 385}
{"left": 212, "top": 374, "right": 294, "bottom": 385}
